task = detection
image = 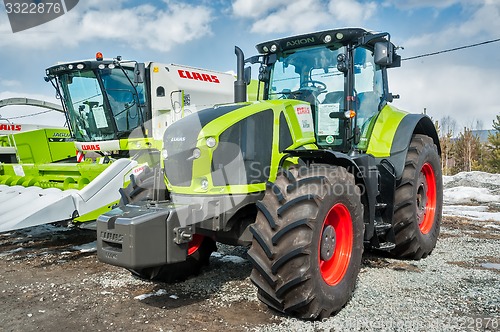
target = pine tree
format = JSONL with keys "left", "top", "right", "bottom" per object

{"left": 486, "top": 115, "right": 500, "bottom": 173}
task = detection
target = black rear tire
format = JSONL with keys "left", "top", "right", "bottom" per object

{"left": 248, "top": 164, "right": 364, "bottom": 319}
{"left": 122, "top": 167, "right": 216, "bottom": 282}
{"left": 391, "top": 134, "right": 442, "bottom": 259}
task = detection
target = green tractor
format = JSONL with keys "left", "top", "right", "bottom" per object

{"left": 97, "top": 28, "right": 442, "bottom": 319}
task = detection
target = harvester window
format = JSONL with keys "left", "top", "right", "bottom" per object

{"left": 156, "top": 86, "right": 165, "bottom": 97}
{"left": 101, "top": 68, "right": 144, "bottom": 133}
{"left": 58, "top": 66, "right": 146, "bottom": 142}
{"left": 59, "top": 71, "right": 107, "bottom": 141}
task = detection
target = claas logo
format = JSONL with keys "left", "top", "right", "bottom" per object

{"left": 0, "top": 124, "right": 22, "bottom": 131}
{"left": 178, "top": 70, "right": 220, "bottom": 83}
{"left": 81, "top": 144, "right": 100, "bottom": 151}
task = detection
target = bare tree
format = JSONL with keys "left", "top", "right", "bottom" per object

{"left": 453, "top": 127, "right": 481, "bottom": 173}
{"left": 438, "top": 116, "right": 457, "bottom": 175}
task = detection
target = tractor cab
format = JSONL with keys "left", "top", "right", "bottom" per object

{"left": 247, "top": 28, "right": 400, "bottom": 152}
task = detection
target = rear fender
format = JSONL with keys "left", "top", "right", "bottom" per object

{"left": 388, "top": 114, "right": 440, "bottom": 180}
{"left": 366, "top": 105, "right": 440, "bottom": 180}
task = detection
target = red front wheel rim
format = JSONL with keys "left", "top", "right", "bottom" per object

{"left": 319, "top": 203, "right": 353, "bottom": 286}
{"left": 188, "top": 234, "right": 204, "bottom": 256}
{"left": 418, "top": 162, "right": 437, "bottom": 234}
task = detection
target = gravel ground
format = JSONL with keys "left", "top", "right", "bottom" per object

{"left": 0, "top": 213, "right": 498, "bottom": 332}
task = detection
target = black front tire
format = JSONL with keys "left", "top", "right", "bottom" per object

{"left": 130, "top": 236, "right": 216, "bottom": 282}
{"left": 391, "top": 134, "right": 443, "bottom": 259}
{"left": 248, "top": 164, "right": 364, "bottom": 319}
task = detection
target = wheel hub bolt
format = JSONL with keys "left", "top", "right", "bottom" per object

{"left": 320, "top": 225, "right": 336, "bottom": 261}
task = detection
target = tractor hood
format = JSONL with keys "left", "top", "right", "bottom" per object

{"left": 162, "top": 100, "right": 316, "bottom": 195}
{"left": 162, "top": 103, "right": 248, "bottom": 187}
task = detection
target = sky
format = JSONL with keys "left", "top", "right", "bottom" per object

{"left": 0, "top": 0, "right": 499, "bottom": 132}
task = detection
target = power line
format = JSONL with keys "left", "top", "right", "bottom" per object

{"left": 402, "top": 37, "right": 500, "bottom": 61}
{"left": 3, "top": 109, "right": 53, "bottom": 120}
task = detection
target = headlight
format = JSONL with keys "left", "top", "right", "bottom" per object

{"left": 192, "top": 148, "right": 201, "bottom": 159}
{"left": 206, "top": 137, "right": 216, "bottom": 148}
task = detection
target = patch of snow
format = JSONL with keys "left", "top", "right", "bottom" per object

{"left": 484, "top": 224, "right": 500, "bottom": 230}
{"left": 481, "top": 263, "right": 500, "bottom": 270}
{"left": 443, "top": 172, "right": 500, "bottom": 222}
{"left": 211, "top": 251, "right": 246, "bottom": 264}
{"left": 71, "top": 241, "right": 97, "bottom": 253}
{"left": 443, "top": 205, "right": 500, "bottom": 222}
{"left": 444, "top": 186, "right": 499, "bottom": 205}
{"left": 0, "top": 247, "right": 24, "bottom": 257}
{"left": 134, "top": 289, "right": 167, "bottom": 301}
{"left": 443, "top": 171, "right": 500, "bottom": 190}
{"left": 169, "top": 295, "right": 179, "bottom": 299}
{"left": 219, "top": 255, "right": 247, "bottom": 264}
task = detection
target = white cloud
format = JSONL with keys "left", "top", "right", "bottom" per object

{"left": 0, "top": 79, "right": 21, "bottom": 88}
{"left": 381, "top": 0, "right": 482, "bottom": 10}
{"left": 231, "top": 0, "right": 290, "bottom": 18}
{"left": 390, "top": 63, "right": 500, "bottom": 130}
{"left": 231, "top": 0, "right": 377, "bottom": 35}
{"left": 248, "top": 0, "right": 330, "bottom": 34}
{"left": 401, "top": 1, "right": 500, "bottom": 52}
{"left": 327, "top": 0, "right": 377, "bottom": 25}
{"left": 0, "top": 1, "right": 213, "bottom": 52}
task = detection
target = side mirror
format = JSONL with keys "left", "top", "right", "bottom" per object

{"left": 258, "top": 65, "right": 271, "bottom": 83}
{"left": 374, "top": 42, "right": 393, "bottom": 66}
{"left": 244, "top": 66, "right": 251, "bottom": 85}
{"left": 134, "top": 63, "right": 145, "bottom": 84}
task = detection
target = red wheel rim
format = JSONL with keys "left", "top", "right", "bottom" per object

{"left": 319, "top": 203, "right": 353, "bottom": 286}
{"left": 188, "top": 234, "right": 204, "bottom": 256}
{"left": 418, "top": 162, "right": 437, "bottom": 234}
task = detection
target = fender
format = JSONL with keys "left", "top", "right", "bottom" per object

{"left": 387, "top": 114, "right": 440, "bottom": 180}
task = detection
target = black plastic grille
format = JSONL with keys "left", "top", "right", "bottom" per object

{"left": 164, "top": 148, "right": 194, "bottom": 187}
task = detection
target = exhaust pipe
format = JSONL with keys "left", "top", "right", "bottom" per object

{"left": 234, "top": 46, "right": 247, "bottom": 103}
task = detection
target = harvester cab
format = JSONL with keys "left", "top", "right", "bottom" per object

{"left": 45, "top": 54, "right": 234, "bottom": 160}
{"left": 97, "top": 28, "right": 443, "bottom": 319}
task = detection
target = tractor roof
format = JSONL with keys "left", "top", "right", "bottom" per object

{"left": 255, "top": 27, "right": 391, "bottom": 55}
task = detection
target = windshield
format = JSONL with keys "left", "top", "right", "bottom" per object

{"left": 269, "top": 45, "right": 383, "bottom": 149}
{"left": 58, "top": 67, "right": 144, "bottom": 142}
{"left": 269, "top": 46, "right": 345, "bottom": 146}
{"left": 269, "top": 46, "right": 344, "bottom": 104}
